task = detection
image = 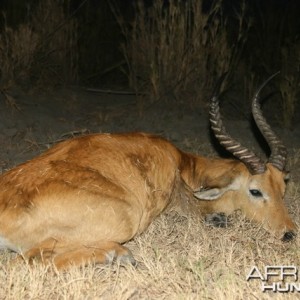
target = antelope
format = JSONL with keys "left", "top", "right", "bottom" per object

{"left": 0, "top": 74, "right": 296, "bottom": 270}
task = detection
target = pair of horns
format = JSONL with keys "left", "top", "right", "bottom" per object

{"left": 209, "top": 72, "right": 287, "bottom": 174}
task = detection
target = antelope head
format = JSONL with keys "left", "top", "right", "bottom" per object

{"left": 195, "top": 73, "right": 296, "bottom": 241}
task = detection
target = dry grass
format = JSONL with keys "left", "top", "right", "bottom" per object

{"left": 112, "top": 0, "right": 249, "bottom": 107}
{"left": 279, "top": 42, "right": 300, "bottom": 129}
{"left": 0, "top": 0, "right": 78, "bottom": 90}
{"left": 0, "top": 21, "right": 39, "bottom": 88}
{"left": 31, "top": 0, "right": 78, "bottom": 86}
{"left": 113, "top": 0, "right": 298, "bottom": 127}
{"left": 241, "top": 1, "right": 300, "bottom": 129}
{"left": 0, "top": 143, "right": 299, "bottom": 299}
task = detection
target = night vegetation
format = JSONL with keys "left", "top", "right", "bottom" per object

{"left": 0, "top": 0, "right": 298, "bottom": 127}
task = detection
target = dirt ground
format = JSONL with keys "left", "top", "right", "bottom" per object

{"left": 1, "top": 86, "right": 299, "bottom": 168}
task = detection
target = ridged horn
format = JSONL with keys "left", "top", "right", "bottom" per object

{"left": 209, "top": 74, "right": 266, "bottom": 174}
{"left": 252, "top": 72, "right": 287, "bottom": 171}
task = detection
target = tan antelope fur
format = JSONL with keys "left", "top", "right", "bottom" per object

{"left": 0, "top": 74, "right": 296, "bottom": 269}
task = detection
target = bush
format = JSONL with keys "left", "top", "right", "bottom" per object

{"left": 0, "top": 0, "right": 78, "bottom": 90}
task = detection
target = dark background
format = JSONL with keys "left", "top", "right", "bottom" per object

{"left": 0, "top": 0, "right": 299, "bottom": 128}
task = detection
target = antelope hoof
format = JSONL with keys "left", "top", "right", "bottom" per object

{"left": 117, "top": 251, "right": 137, "bottom": 267}
{"left": 205, "top": 213, "right": 228, "bottom": 228}
{"left": 281, "top": 231, "right": 296, "bottom": 242}
{"left": 106, "top": 248, "right": 137, "bottom": 266}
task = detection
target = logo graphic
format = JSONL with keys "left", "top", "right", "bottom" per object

{"left": 246, "top": 266, "right": 300, "bottom": 292}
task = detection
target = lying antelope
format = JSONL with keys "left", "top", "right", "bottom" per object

{"left": 0, "top": 74, "right": 296, "bottom": 269}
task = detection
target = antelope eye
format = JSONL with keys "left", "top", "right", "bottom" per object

{"left": 249, "top": 189, "right": 263, "bottom": 197}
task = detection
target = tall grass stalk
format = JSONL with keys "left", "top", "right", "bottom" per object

{"left": 0, "top": 0, "right": 78, "bottom": 90}
{"left": 279, "top": 41, "right": 300, "bottom": 129}
{"left": 112, "top": 0, "right": 249, "bottom": 107}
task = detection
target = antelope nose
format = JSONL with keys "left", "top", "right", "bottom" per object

{"left": 282, "top": 231, "right": 296, "bottom": 242}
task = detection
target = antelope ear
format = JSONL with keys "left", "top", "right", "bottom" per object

{"left": 194, "top": 181, "right": 240, "bottom": 200}
{"left": 194, "top": 188, "right": 225, "bottom": 200}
